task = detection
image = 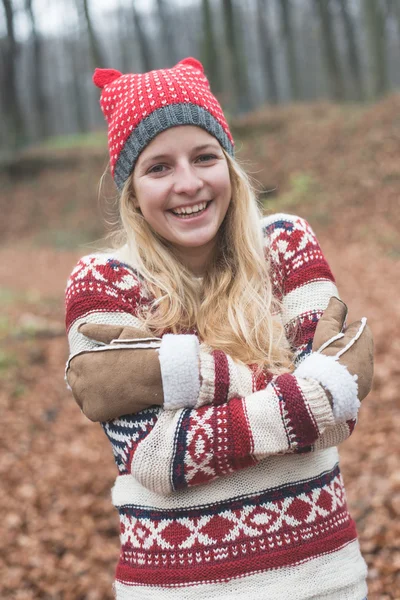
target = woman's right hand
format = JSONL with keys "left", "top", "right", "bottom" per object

{"left": 312, "top": 296, "right": 374, "bottom": 402}
{"left": 66, "top": 324, "right": 164, "bottom": 421}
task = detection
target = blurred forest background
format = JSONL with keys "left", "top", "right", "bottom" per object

{"left": 3, "top": 0, "right": 400, "bottom": 152}
{"left": 0, "top": 1, "right": 400, "bottom": 599}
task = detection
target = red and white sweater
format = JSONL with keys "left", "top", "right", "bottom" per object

{"left": 65, "top": 214, "right": 368, "bottom": 600}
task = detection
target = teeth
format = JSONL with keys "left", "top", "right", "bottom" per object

{"left": 172, "top": 201, "right": 208, "bottom": 215}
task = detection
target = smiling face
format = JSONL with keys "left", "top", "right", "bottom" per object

{"left": 132, "top": 126, "right": 232, "bottom": 274}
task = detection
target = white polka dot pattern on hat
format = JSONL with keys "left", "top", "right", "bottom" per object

{"left": 95, "top": 58, "right": 234, "bottom": 182}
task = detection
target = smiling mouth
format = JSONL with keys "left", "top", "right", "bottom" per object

{"left": 169, "top": 201, "right": 212, "bottom": 219}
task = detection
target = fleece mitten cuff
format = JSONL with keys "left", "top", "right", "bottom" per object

{"left": 295, "top": 352, "right": 360, "bottom": 422}
{"left": 158, "top": 334, "right": 200, "bottom": 411}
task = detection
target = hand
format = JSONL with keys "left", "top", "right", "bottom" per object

{"left": 67, "top": 324, "right": 164, "bottom": 421}
{"left": 312, "top": 297, "right": 374, "bottom": 401}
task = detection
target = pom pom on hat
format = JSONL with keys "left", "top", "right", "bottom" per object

{"left": 93, "top": 68, "right": 122, "bottom": 89}
{"left": 177, "top": 57, "right": 204, "bottom": 73}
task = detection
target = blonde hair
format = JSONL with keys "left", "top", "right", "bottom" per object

{"left": 110, "top": 152, "right": 293, "bottom": 375}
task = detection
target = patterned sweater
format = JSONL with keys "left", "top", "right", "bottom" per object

{"left": 65, "top": 214, "right": 368, "bottom": 600}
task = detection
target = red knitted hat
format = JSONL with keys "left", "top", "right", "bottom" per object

{"left": 93, "top": 57, "right": 235, "bottom": 190}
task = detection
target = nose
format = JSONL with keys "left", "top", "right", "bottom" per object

{"left": 173, "top": 162, "right": 204, "bottom": 196}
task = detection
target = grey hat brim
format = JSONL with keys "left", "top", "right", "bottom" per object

{"left": 114, "top": 103, "right": 234, "bottom": 191}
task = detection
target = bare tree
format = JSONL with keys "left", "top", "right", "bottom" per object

{"left": 364, "top": 0, "right": 388, "bottom": 99}
{"left": 116, "top": 2, "right": 131, "bottom": 73}
{"left": 25, "top": 0, "right": 48, "bottom": 138}
{"left": 338, "top": 0, "right": 364, "bottom": 100}
{"left": 386, "top": 0, "right": 400, "bottom": 51}
{"left": 279, "top": 0, "right": 300, "bottom": 101}
{"left": 65, "top": 32, "right": 88, "bottom": 133}
{"left": 313, "top": 0, "right": 345, "bottom": 101}
{"left": 1, "top": 0, "right": 25, "bottom": 149}
{"left": 257, "top": 0, "right": 279, "bottom": 104}
{"left": 77, "top": 0, "right": 106, "bottom": 68}
{"left": 0, "top": 0, "right": 25, "bottom": 149}
{"left": 156, "top": 0, "right": 178, "bottom": 65}
{"left": 132, "top": 1, "right": 152, "bottom": 72}
{"left": 223, "top": 0, "right": 248, "bottom": 112}
{"left": 201, "top": 0, "right": 220, "bottom": 92}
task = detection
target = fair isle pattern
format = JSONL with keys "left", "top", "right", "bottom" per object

{"left": 264, "top": 215, "right": 339, "bottom": 363}
{"left": 102, "top": 409, "right": 159, "bottom": 474}
{"left": 172, "top": 401, "right": 257, "bottom": 490}
{"left": 167, "top": 374, "right": 333, "bottom": 493}
{"left": 115, "top": 466, "right": 356, "bottom": 586}
{"left": 114, "top": 544, "right": 367, "bottom": 600}
{"left": 65, "top": 214, "right": 366, "bottom": 598}
{"left": 65, "top": 254, "right": 150, "bottom": 332}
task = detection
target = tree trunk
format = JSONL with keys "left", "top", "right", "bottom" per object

{"left": 79, "top": 0, "right": 106, "bottom": 68}
{"left": 313, "top": 0, "right": 346, "bottom": 101}
{"left": 364, "top": 0, "right": 388, "bottom": 99}
{"left": 389, "top": 0, "right": 400, "bottom": 52}
{"left": 279, "top": 0, "right": 300, "bottom": 101}
{"left": 257, "top": 0, "right": 279, "bottom": 104}
{"left": 1, "top": 0, "right": 25, "bottom": 149}
{"left": 201, "top": 0, "right": 220, "bottom": 93}
{"left": 222, "top": 0, "right": 248, "bottom": 113}
{"left": 156, "top": 0, "right": 178, "bottom": 65}
{"left": 69, "top": 37, "right": 88, "bottom": 133}
{"left": 132, "top": 1, "right": 152, "bottom": 72}
{"left": 117, "top": 3, "right": 131, "bottom": 73}
{"left": 25, "top": 0, "right": 49, "bottom": 138}
{"left": 338, "top": 0, "right": 364, "bottom": 100}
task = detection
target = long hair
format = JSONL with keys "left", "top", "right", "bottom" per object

{"left": 110, "top": 152, "right": 293, "bottom": 374}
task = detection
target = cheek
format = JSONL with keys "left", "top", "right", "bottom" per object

{"left": 217, "top": 175, "right": 232, "bottom": 206}
{"left": 134, "top": 181, "right": 166, "bottom": 214}
{"left": 215, "top": 165, "right": 232, "bottom": 198}
{"left": 202, "top": 164, "right": 231, "bottom": 198}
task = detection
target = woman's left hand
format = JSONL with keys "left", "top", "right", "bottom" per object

{"left": 312, "top": 297, "right": 374, "bottom": 402}
{"left": 66, "top": 324, "right": 164, "bottom": 421}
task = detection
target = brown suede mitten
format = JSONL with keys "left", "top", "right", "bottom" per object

{"left": 67, "top": 324, "right": 164, "bottom": 422}
{"left": 312, "top": 297, "right": 374, "bottom": 401}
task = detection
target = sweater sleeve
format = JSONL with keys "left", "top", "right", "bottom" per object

{"left": 160, "top": 214, "right": 340, "bottom": 409}
{"left": 65, "top": 253, "right": 203, "bottom": 415}
{"left": 65, "top": 253, "right": 150, "bottom": 347}
{"left": 159, "top": 214, "right": 357, "bottom": 450}
{"left": 120, "top": 358, "right": 358, "bottom": 495}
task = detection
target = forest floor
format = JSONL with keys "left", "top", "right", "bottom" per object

{"left": 0, "top": 96, "right": 399, "bottom": 599}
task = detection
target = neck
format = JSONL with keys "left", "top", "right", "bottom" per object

{"left": 174, "top": 240, "right": 216, "bottom": 277}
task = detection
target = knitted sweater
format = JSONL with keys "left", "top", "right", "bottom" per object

{"left": 65, "top": 214, "right": 368, "bottom": 600}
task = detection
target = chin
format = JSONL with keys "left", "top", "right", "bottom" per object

{"left": 176, "top": 233, "right": 216, "bottom": 248}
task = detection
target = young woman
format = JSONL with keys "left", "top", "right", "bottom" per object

{"left": 65, "top": 58, "right": 373, "bottom": 599}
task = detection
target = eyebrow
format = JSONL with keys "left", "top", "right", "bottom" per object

{"left": 139, "top": 143, "right": 221, "bottom": 168}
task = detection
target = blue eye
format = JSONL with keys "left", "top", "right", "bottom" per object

{"left": 148, "top": 164, "right": 166, "bottom": 174}
{"left": 197, "top": 154, "right": 217, "bottom": 163}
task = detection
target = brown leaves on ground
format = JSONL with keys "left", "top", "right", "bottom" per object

{"left": 0, "top": 97, "right": 399, "bottom": 599}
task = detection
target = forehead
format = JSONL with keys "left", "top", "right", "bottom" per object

{"left": 138, "top": 126, "right": 220, "bottom": 159}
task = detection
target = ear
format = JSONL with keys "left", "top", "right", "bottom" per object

{"left": 125, "top": 173, "right": 140, "bottom": 209}
{"left": 130, "top": 190, "right": 141, "bottom": 211}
